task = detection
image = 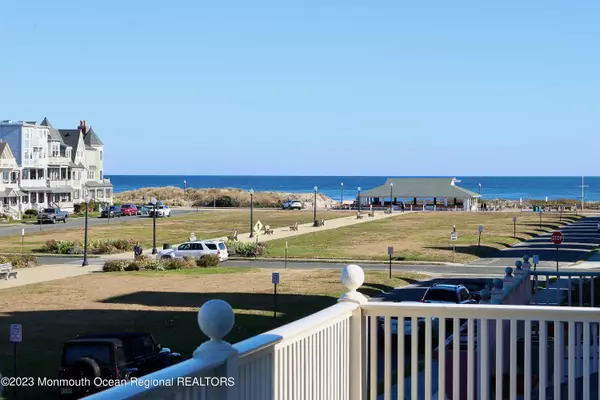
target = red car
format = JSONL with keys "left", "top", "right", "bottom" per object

{"left": 120, "top": 204, "right": 138, "bottom": 216}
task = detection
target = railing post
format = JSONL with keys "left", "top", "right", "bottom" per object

{"left": 503, "top": 267, "right": 515, "bottom": 304}
{"left": 521, "top": 255, "right": 532, "bottom": 305}
{"left": 194, "top": 299, "right": 239, "bottom": 400}
{"left": 491, "top": 279, "right": 504, "bottom": 305}
{"left": 338, "top": 264, "right": 368, "bottom": 400}
{"left": 513, "top": 261, "right": 524, "bottom": 304}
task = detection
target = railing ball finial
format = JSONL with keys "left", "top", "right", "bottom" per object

{"left": 198, "top": 299, "right": 234, "bottom": 342}
{"left": 493, "top": 278, "right": 503, "bottom": 289}
{"left": 479, "top": 289, "right": 491, "bottom": 303}
{"left": 515, "top": 260, "right": 522, "bottom": 270}
{"left": 522, "top": 255, "right": 529, "bottom": 263}
{"left": 339, "top": 264, "right": 368, "bottom": 304}
{"left": 505, "top": 267, "right": 513, "bottom": 277}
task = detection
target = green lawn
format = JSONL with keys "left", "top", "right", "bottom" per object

{"left": 0, "top": 267, "right": 425, "bottom": 399}
{"left": 0, "top": 209, "right": 354, "bottom": 253}
{"left": 266, "top": 212, "right": 583, "bottom": 263}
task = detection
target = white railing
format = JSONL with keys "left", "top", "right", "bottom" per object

{"left": 87, "top": 258, "right": 600, "bottom": 400}
{"left": 530, "top": 270, "right": 600, "bottom": 307}
{"left": 48, "top": 180, "right": 72, "bottom": 188}
{"left": 19, "top": 179, "right": 47, "bottom": 188}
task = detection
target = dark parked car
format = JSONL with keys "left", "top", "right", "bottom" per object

{"left": 59, "top": 332, "right": 181, "bottom": 398}
{"left": 136, "top": 205, "right": 149, "bottom": 215}
{"left": 100, "top": 206, "right": 121, "bottom": 218}
{"left": 421, "top": 284, "right": 478, "bottom": 304}
{"left": 120, "top": 204, "right": 137, "bottom": 216}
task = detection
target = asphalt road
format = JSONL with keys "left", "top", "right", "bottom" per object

{"left": 470, "top": 216, "right": 600, "bottom": 268}
{"left": 0, "top": 209, "right": 199, "bottom": 237}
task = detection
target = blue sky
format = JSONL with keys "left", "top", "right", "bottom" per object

{"left": 1, "top": 1, "right": 598, "bottom": 175}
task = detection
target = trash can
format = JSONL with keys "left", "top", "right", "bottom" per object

{"left": 163, "top": 243, "right": 172, "bottom": 250}
{"left": 516, "top": 336, "right": 554, "bottom": 379}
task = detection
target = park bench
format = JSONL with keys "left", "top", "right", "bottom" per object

{"left": 316, "top": 218, "right": 325, "bottom": 227}
{"left": 264, "top": 225, "right": 274, "bottom": 235}
{"left": 0, "top": 264, "right": 18, "bottom": 280}
{"left": 227, "top": 230, "right": 238, "bottom": 241}
{"left": 356, "top": 212, "right": 364, "bottom": 219}
{"left": 289, "top": 221, "right": 299, "bottom": 231}
{"left": 383, "top": 208, "right": 392, "bottom": 215}
{"left": 368, "top": 211, "right": 375, "bottom": 217}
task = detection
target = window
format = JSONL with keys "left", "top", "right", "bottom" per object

{"left": 218, "top": 242, "right": 226, "bottom": 250}
{"left": 424, "top": 289, "right": 457, "bottom": 302}
{"left": 100, "top": 170, "right": 103, "bottom": 180}
{"left": 74, "top": 190, "right": 80, "bottom": 200}
{"left": 106, "top": 188, "right": 111, "bottom": 197}
{"left": 100, "top": 151, "right": 103, "bottom": 161}
{"left": 178, "top": 243, "right": 191, "bottom": 251}
{"left": 51, "top": 142, "right": 60, "bottom": 157}
{"left": 24, "top": 149, "right": 30, "bottom": 160}
{"left": 90, "top": 190, "right": 96, "bottom": 200}
{"left": 88, "top": 170, "right": 95, "bottom": 180}
{"left": 22, "top": 170, "right": 29, "bottom": 179}
{"left": 2, "top": 171, "right": 8, "bottom": 183}
{"left": 460, "top": 289, "right": 471, "bottom": 302}
{"left": 66, "top": 149, "right": 72, "bottom": 159}
{"left": 191, "top": 243, "right": 204, "bottom": 250}
{"left": 22, "top": 196, "right": 28, "bottom": 203}
{"left": 205, "top": 243, "right": 217, "bottom": 250}
{"left": 64, "top": 344, "right": 112, "bottom": 366}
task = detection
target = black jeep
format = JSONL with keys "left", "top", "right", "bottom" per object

{"left": 58, "top": 332, "right": 182, "bottom": 398}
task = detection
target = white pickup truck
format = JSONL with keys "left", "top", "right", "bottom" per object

{"left": 281, "top": 200, "right": 302, "bottom": 210}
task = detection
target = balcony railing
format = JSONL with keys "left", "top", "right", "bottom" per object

{"left": 88, "top": 259, "right": 600, "bottom": 400}
{"left": 48, "top": 180, "right": 72, "bottom": 188}
{"left": 19, "top": 178, "right": 47, "bottom": 188}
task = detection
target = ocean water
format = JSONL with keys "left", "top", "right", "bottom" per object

{"left": 105, "top": 175, "right": 600, "bottom": 202}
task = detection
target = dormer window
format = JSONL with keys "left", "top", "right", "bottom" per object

{"left": 66, "top": 148, "right": 72, "bottom": 159}
{"left": 51, "top": 142, "right": 60, "bottom": 158}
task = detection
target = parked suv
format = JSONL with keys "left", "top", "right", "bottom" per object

{"left": 58, "top": 332, "right": 181, "bottom": 398}
{"left": 101, "top": 206, "right": 121, "bottom": 218}
{"left": 282, "top": 200, "right": 302, "bottom": 210}
{"left": 120, "top": 204, "right": 138, "bottom": 216}
{"left": 157, "top": 240, "right": 228, "bottom": 261}
{"left": 421, "top": 284, "right": 477, "bottom": 304}
{"left": 149, "top": 205, "right": 171, "bottom": 217}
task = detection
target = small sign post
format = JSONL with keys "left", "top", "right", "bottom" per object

{"left": 272, "top": 273, "right": 279, "bottom": 318}
{"left": 539, "top": 210, "right": 543, "bottom": 228}
{"left": 388, "top": 246, "right": 394, "bottom": 279}
{"left": 477, "top": 226, "right": 483, "bottom": 248}
{"left": 559, "top": 206, "right": 563, "bottom": 222}
{"left": 450, "top": 232, "right": 458, "bottom": 262}
{"left": 10, "top": 323, "right": 21, "bottom": 398}
{"left": 21, "top": 229, "right": 25, "bottom": 255}
{"left": 533, "top": 255, "right": 539, "bottom": 272}
{"left": 284, "top": 241, "right": 288, "bottom": 270}
{"left": 551, "top": 232, "right": 564, "bottom": 272}
{"left": 513, "top": 216, "right": 517, "bottom": 238}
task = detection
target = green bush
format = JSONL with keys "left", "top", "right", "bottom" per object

{"left": 214, "top": 195, "right": 241, "bottom": 208}
{"left": 227, "top": 241, "right": 268, "bottom": 257}
{"left": 102, "top": 260, "right": 130, "bottom": 272}
{"left": 0, "top": 254, "right": 38, "bottom": 268}
{"left": 42, "top": 239, "right": 135, "bottom": 255}
{"left": 42, "top": 239, "right": 59, "bottom": 253}
{"left": 165, "top": 258, "right": 195, "bottom": 270}
{"left": 135, "top": 254, "right": 151, "bottom": 262}
{"left": 139, "top": 260, "right": 164, "bottom": 271}
{"left": 73, "top": 203, "right": 81, "bottom": 213}
{"left": 197, "top": 254, "right": 220, "bottom": 267}
{"left": 24, "top": 209, "right": 39, "bottom": 217}
{"left": 125, "top": 262, "right": 141, "bottom": 271}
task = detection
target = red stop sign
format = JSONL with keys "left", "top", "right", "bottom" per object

{"left": 551, "top": 231, "right": 564, "bottom": 245}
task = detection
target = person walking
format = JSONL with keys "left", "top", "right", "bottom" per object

{"left": 400, "top": 201, "right": 405, "bottom": 213}
{"left": 133, "top": 242, "right": 143, "bottom": 258}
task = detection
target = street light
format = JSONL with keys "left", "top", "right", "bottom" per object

{"left": 151, "top": 197, "right": 158, "bottom": 254}
{"left": 82, "top": 190, "right": 90, "bottom": 266}
{"left": 249, "top": 189, "right": 255, "bottom": 238}
{"left": 340, "top": 182, "right": 344, "bottom": 208}
{"left": 357, "top": 187, "right": 361, "bottom": 213}
{"left": 390, "top": 182, "right": 394, "bottom": 212}
{"left": 313, "top": 186, "right": 318, "bottom": 226}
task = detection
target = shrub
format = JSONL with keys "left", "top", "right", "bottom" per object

{"left": 73, "top": 203, "right": 81, "bottom": 213}
{"left": 24, "top": 209, "right": 39, "bottom": 217}
{"left": 111, "top": 239, "right": 135, "bottom": 251}
{"left": 214, "top": 195, "right": 241, "bottom": 208}
{"left": 68, "top": 244, "right": 84, "bottom": 254}
{"left": 165, "top": 258, "right": 192, "bottom": 270}
{"left": 102, "top": 260, "right": 129, "bottom": 272}
{"left": 135, "top": 254, "right": 151, "bottom": 262}
{"left": 56, "top": 241, "right": 77, "bottom": 254}
{"left": 228, "top": 241, "right": 268, "bottom": 257}
{"left": 182, "top": 256, "right": 199, "bottom": 268}
{"left": 125, "top": 262, "right": 141, "bottom": 271}
{"left": 197, "top": 254, "right": 220, "bottom": 268}
{"left": 0, "top": 254, "right": 38, "bottom": 268}
{"left": 139, "top": 260, "right": 164, "bottom": 271}
{"left": 42, "top": 239, "right": 59, "bottom": 253}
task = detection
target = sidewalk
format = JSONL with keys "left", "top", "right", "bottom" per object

{"left": 572, "top": 250, "right": 600, "bottom": 269}
{"left": 0, "top": 264, "right": 103, "bottom": 289}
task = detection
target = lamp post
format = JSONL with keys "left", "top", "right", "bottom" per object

{"left": 341, "top": 182, "right": 344, "bottom": 208}
{"left": 249, "top": 189, "right": 254, "bottom": 238}
{"left": 82, "top": 190, "right": 90, "bottom": 266}
{"left": 313, "top": 186, "right": 318, "bottom": 226}
{"left": 151, "top": 197, "right": 158, "bottom": 254}
{"left": 390, "top": 182, "right": 394, "bottom": 212}
{"left": 357, "top": 187, "right": 361, "bottom": 213}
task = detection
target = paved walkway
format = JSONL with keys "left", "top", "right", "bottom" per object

{"left": 0, "top": 264, "right": 102, "bottom": 289}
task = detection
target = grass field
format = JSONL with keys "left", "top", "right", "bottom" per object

{"left": 0, "top": 267, "right": 424, "bottom": 399}
{"left": 266, "top": 212, "right": 582, "bottom": 263}
{"left": 0, "top": 209, "right": 353, "bottom": 253}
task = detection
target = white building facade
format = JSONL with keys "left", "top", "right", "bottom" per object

{"left": 0, "top": 118, "right": 113, "bottom": 218}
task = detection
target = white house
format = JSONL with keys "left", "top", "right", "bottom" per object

{"left": 0, "top": 142, "right": 26, "bottom": 219}
{"left": 0, "top": 118, "right": 112, "bottom": 217}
